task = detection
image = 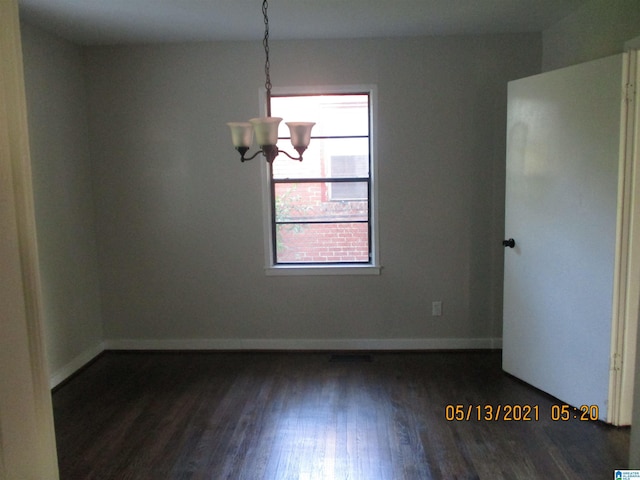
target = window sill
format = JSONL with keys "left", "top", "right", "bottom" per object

{"left": 265, "top": 264, "right": 382, "bottom": 276}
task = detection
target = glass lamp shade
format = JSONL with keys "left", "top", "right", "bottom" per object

{"left": 227, "top": 122, "right": 253, "bottom": 148}
{"left": 286, "top": 122, "right": 316, "bottom": 148}
{"left": 249, "top": 117, "right": 282, "bottom": 146}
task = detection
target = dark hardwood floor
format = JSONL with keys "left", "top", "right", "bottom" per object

{"left": 52, "top": 351, "right": 630, "bottom": 479}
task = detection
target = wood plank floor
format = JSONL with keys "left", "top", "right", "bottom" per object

{"left": 52, "top": 351, "right": 630, "bottom": 479}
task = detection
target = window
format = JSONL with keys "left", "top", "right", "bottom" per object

{"left": 264, "top": 87, "right": 379, "bottom": 274}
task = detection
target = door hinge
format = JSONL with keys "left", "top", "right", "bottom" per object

{"left": 625, "top": 83, "right": 635, "bottom": 104}
{"left": 612, "top": 353, "right": 623, "bottom": 371}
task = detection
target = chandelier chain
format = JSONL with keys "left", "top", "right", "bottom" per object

{"left": 262, "top": 0, "right": 272, "bottom": 95}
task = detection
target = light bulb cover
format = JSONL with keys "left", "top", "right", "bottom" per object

{"left": 227, "top": 122, "right": 253, "bottom": 148}
{"left": 286, "top": 122, "right": 316, "bottom": 148}
{"left": 250, "top": 117, "right": 282, "bottom": 146}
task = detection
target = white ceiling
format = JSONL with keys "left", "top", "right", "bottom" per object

{"left": 18, "top": 0, "right": 589, "bottom": 46}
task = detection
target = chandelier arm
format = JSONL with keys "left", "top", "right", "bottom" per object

{"left": 237, "top": 149, "right": 264, "bottom": 162}
{"left": 277, "top": 149, "right": 304, "bottom": 162}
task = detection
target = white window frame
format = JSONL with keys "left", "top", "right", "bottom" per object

{"left": 260, "top": 85, "right": 381, "bottom": 276}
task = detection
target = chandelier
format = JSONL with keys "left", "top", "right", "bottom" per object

{"left": 227, "top": 0, "right": 315, "bottom": 164}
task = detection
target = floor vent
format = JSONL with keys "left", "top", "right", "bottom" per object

{"left": 329, "top": 354, "right": 373, "bottom": 363}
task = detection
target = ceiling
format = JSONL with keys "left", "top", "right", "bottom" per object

{"left": 18, "top": 0, "right": 589, "bottom": 46}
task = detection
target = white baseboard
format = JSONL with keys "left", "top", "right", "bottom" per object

{"left": 49, "top": 338, "right": 502, "bottom": 387}
{"left": 49, "top": 342, "right": 106, "bottom": 388}
{"left": 105, "top": 337, "right": 503, "bottom": 351}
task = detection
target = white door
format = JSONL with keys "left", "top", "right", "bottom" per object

{"left": 502, "top": 54, "right": 629, "bottom": 423}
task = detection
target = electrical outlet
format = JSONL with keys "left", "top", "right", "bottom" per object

{"left": 432, "top": 301, "right": 442, "bottom": 317}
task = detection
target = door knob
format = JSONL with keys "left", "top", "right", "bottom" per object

{"left": 503, "top": 238, "right": 515, "bottom": 248}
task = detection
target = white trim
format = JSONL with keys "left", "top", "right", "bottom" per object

{"left": 260, "top": 84, "right": 381, "bottom": 274}
{"left": 49, "top": 342, "right": 106, "bottom": 389}
{"left": 105, "top": 337, "right": 502, "bottom": 351}
{"left": 0, "top": 1, "right": 59, "bottom": 476}
{"left": 266, "top": 264, "right": 381, "bottom": 276}
{"left": 608, "top": 50, "right": 639, "bottom": 426}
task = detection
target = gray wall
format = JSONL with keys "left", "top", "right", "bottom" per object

{"left": 542, "top": 0, "right": 640, "bottom": 71}
{"left": 21, "top": 23, "right": 103, "bottom": 383}
{"left": 84, "top": 34, "right": 541, "bottom": 347}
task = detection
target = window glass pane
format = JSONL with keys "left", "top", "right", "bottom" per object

{"left": 330, "top": 155, "right": 368, "bottom": 177}
{"left": 271, "top": 94, "right": 369, "bottom": 138}
{"left": 276, "top": 223, "right": 369, "bottom": 263}
{"left": 272, "top": 137, "right": 369, "bottom": 180}
{"left": 330, "top": 181, "right": 368, "bottom": 201}
{"left": 275, "top": 182, "right": 368, "bottom": 222}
